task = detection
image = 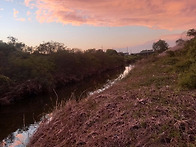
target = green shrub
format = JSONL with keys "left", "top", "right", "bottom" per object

{"left": 0, "top": 74, "right": 12, "bottom": 94}
{"left": 166, "top": 50, "right": 175, "bottom": 57}
{"left": 175, "top": 59, "right": 192, "bottom": 72}
{"left": 178, "top": 71, "right": 196, "bottom": 89}
{"left": 163, "top": 57, "right": 179, "bottom": 65}
{"left": 175, "top": 38, "right": 196, "bottom": 89}
{"left": 0, "top": 74, "right": 11, "bottom": 85}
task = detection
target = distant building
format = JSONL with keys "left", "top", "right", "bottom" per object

{"left": 139, "top": 49, "right": 154, "bottom": 55}
{"left": 123, "top": 53, "right": 129, "bottom": 56}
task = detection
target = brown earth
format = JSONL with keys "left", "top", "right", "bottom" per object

{"left": 29, "top": 55, "right": 196, "bottom": 147}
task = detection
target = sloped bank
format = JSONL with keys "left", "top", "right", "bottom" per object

{"left": 29, "top": 87, "right": 196, "bottom": 146}
{"left": 29, "top": 46, "right": 196, "bottom": 146}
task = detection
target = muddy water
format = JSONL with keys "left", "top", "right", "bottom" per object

{"left": 0, "top": 65, "right": 133, "bottom": 146}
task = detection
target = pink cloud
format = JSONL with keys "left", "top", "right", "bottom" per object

{"left": 13, "top": 8, "right": 19, "bottom": 18}
{"left": 27, "top": 11, "right": 31, "bottom": 16}
{"left": 13, "top": 8, "right": 26, "bottom": 22}
{"left": 25, "top": 0, "right": 196, "bottom": 29}
{"left": 24, "top": 0, "right": 31, "bottom": 6}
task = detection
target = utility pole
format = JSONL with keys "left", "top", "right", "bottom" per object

{"left": 127, "top": 47, "right": 129, "bottom": 55}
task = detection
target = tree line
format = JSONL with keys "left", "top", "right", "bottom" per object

{"left": 0, "top": 39, "right": 124, "bottom": 104}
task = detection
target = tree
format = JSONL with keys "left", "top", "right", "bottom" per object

{"left": 187, "top": 29, "right": 196, "bottom": 38}
{"left": 7, "top": 36, "right": 25, "bottom": 51}
{"left": 152, "top": 40, "right": 169, "bottom": 53}
{"left": 106, "top": 49, "right": 118, "bottom": 55}
{"left": 85, "top": 49, "right": 96, "bottom": 53}
{"left": 176, "top": 39, "right": 185, "bottom": 46}
{"left": 37, "top": 41, "right": 66, "bottom": 54}
{"left": 7, "top": 36, "right": 18, "bottom": 45}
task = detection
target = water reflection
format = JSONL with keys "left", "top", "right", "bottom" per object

{"left": 89, "top": 65, "right": 133, "bottom": 95}
{"left": 1, "top": 65, "right": 133, "bottom": 146}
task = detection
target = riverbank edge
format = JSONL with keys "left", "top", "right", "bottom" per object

{"left": 28, "top": 51, "right": 196, "bottom": 146}
{"left": 0, "top": 64, "right": 124, "bottom": 106}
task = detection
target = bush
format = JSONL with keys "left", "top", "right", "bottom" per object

{"left": 166, "top": 50, "right": 175, "bottom": 57}
{"left": 179, "top": 72, "right": 196, "bottom": 89}
{"left": 0, "top": 74, "right": 12, "bottom": 94}
{"left": 0, "top": 74, "right": 11, "bottom": 85}
{"left": 187, "top": 39, "right": 196, "bottom": 61}
{"left": 163, "top": 57, "right": 179, "bottom": 65}
{"left": 176, "top": 37, "right": 196, "bottom": 89}
{"left": 175, "top": 60, "right": 192, "bottom": 72}
{"left": 0, "top": 40, "right": 125, "bottom": 97}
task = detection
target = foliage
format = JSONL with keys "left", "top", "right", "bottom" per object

{"left": 176, "top": 39, "right": 185, "bottom": 46}
{"left": 176, "top": 37, "right": 196, "bottom": 89}
{"left": 166, "top": 50, "right": 175, "bottom": 57}
{"left": 124, "top": 55, "right": 142, "bottom": 64}
{"left": 0, "top": 74, "right": 12, "bottom": 95}
{"left": 7, "top": 36, "right": 18, "bottom": 45}
{"left": 7, "top": 36, "right": 25, "bottom": 51}
{"left": 178, "top": 68, "right": 196, "bottom": 89}
{"left": 0, "top": 39, "right": 124, "bottom": 98}
{"left": 187, "top": 28, "right": 196, "bottom": 38}
{"left": 106, "top": 49, "right": 118, "bottom": 55}
{"left": 37, "top": 41, "right": 67, "bottom": 54}
{"left": 127, "top": 29, "right": 196, "bottom": 90}
{"left": 152, "top": 40, "right": 169, "bottom": 53}
{"left": 164, "top": 36, "right": 196, "bottom": 89}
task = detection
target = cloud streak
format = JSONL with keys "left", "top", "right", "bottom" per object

{"left": 13, "top": 8, "right": 19, "bottom": 18}
{"left": 13, "top": 8, "right": 26, "bottom": 22}
{"left": 25, "top": 0, "right": 196, "bottom": 29}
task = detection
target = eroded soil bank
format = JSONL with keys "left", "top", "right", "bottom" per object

{"left": 29, "top": 53, "right": 196, "bottom": 146}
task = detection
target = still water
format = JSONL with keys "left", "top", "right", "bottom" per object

{"left": 0, "top": 65, "right": 133, "bottom": 146}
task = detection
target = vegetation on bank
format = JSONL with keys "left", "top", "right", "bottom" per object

{"left": 127, "top": 28, "right": 196, "bottom": 90}
{"left": 128, "top": 34, "right": 196, "bottom": 90}
{"left": 0, "top": 33, "right": 172, "bottom": 105}
{"left": 0, "top": 39, "right": 125, "bottom": 105}
{"left": 177, "top": 38, "right": 196, "bottom": 89}
{"left": 29, "top": 29, "right": 196, "bottom": 146}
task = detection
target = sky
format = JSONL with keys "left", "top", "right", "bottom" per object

{"left": 0, "top": 0, "right": 195, "bottom": 53}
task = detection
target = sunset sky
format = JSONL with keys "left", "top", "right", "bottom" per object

{"left": 0, "top": 0, "right": 195, "bottom": 53}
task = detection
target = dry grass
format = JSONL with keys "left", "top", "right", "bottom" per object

{"left": 29, "top": 54, "right": 196, "bottom": 147}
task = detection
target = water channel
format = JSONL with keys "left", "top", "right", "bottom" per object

{"left": 0, "top": 65, "right": 133, "bottom": 146}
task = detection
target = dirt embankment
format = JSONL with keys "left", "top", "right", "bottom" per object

{"left": 29, "top": 55, "right": 196, "bottom": 147}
